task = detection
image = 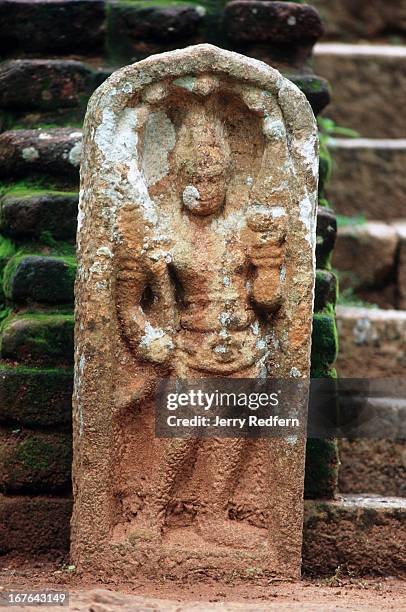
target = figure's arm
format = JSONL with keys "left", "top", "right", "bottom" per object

{"left": 247, "top": 215, "right": 286, "bottom": 313}
{"left": 116, "top": 254, "right": 175, "bottom": 365}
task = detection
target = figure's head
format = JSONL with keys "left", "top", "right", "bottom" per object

{"left": 174, "top": 107, "right": 232, "bottom": 216}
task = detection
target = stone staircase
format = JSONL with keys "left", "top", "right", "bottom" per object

{"left": 0, "top": 0, "right": 404, "bottom": 578}
{"left": 312, "top": 0, "right": 406, "bottom": 548}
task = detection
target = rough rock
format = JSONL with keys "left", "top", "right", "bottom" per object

{"left": 315, "top": 206, "right": 337, "bottom": 268}
{"left": 303, "top": 495, "right": 406, "bottom": 577}
{"left": 3, "top": 255, "right": 76, "bottom": 304}
{"left": 339, "top": 439, "right": 406, "bottom": 498}
{"left": 314, "top": 44, "right": 406, "bottom": 138}
{"left": 0, "top": 366, "right": 73, "bottom": 429}
{"left": 312, "top": 0, "right": 406, "bottom": 41}
{"left": 72, "top": 44, "right": 319, "bottom": 581}
{"left": 333, "top": 221, "right": 398, "bottom": 290}
{"left": 391, "top": 220, "right": 406, "bottom": 309}
{"left": 0, "top": 0, "right": 105, "bottom": 54}
{"left": 0, "top": 430, "right": 72, "bottom": 494}
{"left": 336, "top": 306, "right": 406, "bottom": 378}
{"left": 0, "top": 128, "right": 82, "bottom": 182}
{"left": 1, "top": 314, "right": 74, "bottom": 366}
{"left": 327, "top": 138, "right": 406, "bottom": 221}
{"left": 0, "top": 494, "right": 72, "bottom": 556}
{"left": 225, "top": 1, "right": 323, "bottom": 45}
{"left": 0, "top": 193, "right": 78, "bottom": 240}
{"left": 0, "top": 60, "right": 93, "bottom": 112}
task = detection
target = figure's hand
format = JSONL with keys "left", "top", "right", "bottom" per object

{"left": 138, "top": 328, "right": 174, "bottom": 365}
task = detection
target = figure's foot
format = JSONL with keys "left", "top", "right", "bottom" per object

{"left": 196, "top": 517, "right": 267, "bottom": 550}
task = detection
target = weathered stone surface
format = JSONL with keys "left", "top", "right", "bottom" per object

{"left": 0, "top": 494, "right": 72, "bottom": 556}
{"left": 327, "top": 139, "right": 406, "bottom": 221}
{"left": 0, "top": 367, "right": 73, "bottom": 429}
{"left": 315, "top": 206, "right": 337, "bottom": 268}
{"left": 3, "top": 255, "right": 76, "bottom": 304}
{"left": 0, "top": 0, "right": 105, "bottom": 54}
{"left": 225, "top": 1, "right": 323, "bottom": 45}
{"left": 0, "top": 128, "right": 82, "bottom": 182}
{"left": 314, "top": 44, "right": 406, "bottom": 138}
{"left": 0, "top": 60, "right": 93, "bottom": 112}
{"left": 314, "top": 270, "right": 337, "bottom": 312}
{"left": 303, "top": 495, "right": 406, "bottom": 577}
{"left": 0, "top": 193, "right": 78, "bottom": 240}
{"left": 333, "top": 221, "right": 398, "bottom": 290}
{"left": 336, "top": 306, "right": 406, "bottom": 378}
{"left": 339, "top": 439, "right": 406, "bottom": 498}
{"left": 312, "top": 0, "right": 406, "bottom": 41}
{"left": 72, "top": 44, "right": 318, "bottom": 580}
{"left": 0, "top": 430, "right": 72, "bottom": 494}
{"left": 391, "top": 220, "right": 406, "bottom": 310}
{"left": 1, "top": 314, "right": 74, "bottom": 366}
{"left": 107, "top": 4, "right": 205, "bottom": 61}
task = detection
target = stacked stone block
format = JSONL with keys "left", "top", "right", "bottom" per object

{"left": 0, "top": 0, "right": 341, "bottom": 568}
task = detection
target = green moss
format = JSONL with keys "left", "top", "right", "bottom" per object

{"left": 0, "top": 366, "right": 73, "bottom": 429}
{"left": 311, "top": 313, "right": 338, "bottom": 377}
{"left": 0, "top": 179, "right": 77, "bottom": 199}
{"left": 1, "top": 431, "right": 72, "bottom": 493}
{"left": 336, "top": 214, "right": 366, "bottom": 228}
{"left": 305, "top": 439, "right": 339, "bottom": 499}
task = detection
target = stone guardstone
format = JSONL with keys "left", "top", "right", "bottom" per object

{"left": 71, "top": 44, "right": 318, "bottom": 580}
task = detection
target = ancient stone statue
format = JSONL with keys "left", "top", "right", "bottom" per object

{"left": 72, "top": 45, "right": 318, "bottom": 580}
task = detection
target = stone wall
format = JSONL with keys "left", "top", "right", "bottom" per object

{"left": 0, "top": 0, "right": 339, "bottom": 560}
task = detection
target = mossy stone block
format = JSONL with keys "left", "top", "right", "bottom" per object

{"left": 0, "top": 429, "right": 72, "bottom": 494}
{"left": 304, "top": 438, "right": 339, "bottom": 499}
{"left": 314, "top": 270, "right": 337, "bottom": 312}
{"left": 3, "top": 255, "right": 76, "bottom": 305}
{"left": 0, "top": 367, "right": 73, "bottom": 429}
{"left": 316, "top": 207, "right": 337, "bottom": 269}
{"left": 1, "top": 314, "right": 74, "bottom": 366}
{"left": 0, "top": 193, "right": 78, "bottom": 240}
{"left": 311, "top": 313, "right": 338, "bottom": 376}
{"left": 289, "top": 74, "right": 330, "bottom": 116}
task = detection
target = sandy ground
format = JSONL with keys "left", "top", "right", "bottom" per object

{"left": 0, "top": 558, "right": 405, "bottom": 611}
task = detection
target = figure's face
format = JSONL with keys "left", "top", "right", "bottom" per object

{"left": 182, "top": 144, "right": 228, "bottom": 216}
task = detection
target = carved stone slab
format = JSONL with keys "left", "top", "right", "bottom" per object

{"left": 72, "top": 44, "right": 318, "bottom": 580}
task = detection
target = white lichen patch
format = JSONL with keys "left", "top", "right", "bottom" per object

{"left": 139, "top": 322, "right": 164, "bottom": 347}
{"left": 96, "top": 246, "right": 113, "bottom": 258}
{"left": 270, "top": 206, "right": 286, "bottom": 218}
{"left": 289, "top": 367, "right": 302, "bottom": 378}
{"left": 22, "top": 147, "right": 39, "bottom": 162}
{"left": 69, "top": 141, "right": 82, "bottom": 167}
{"left": 38, "top": 132, "right": 52, "bottom": 140}
{"left": 183, "top": 185, "right": 200, "bottom": 209}
{"left": 299, "top": 195, "right": 316, "bottom": 244}
{"left": 263, "top": 118, "right": 286, "bottom": 140}
{"left": 142, "top": 111, "right": 176, "bottom": 186}
{"left": 173, "top": 76, "right": 196, "bottom": 92}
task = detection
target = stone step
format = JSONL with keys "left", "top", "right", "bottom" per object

{"left": 0, "top": 366, "right": 72, "bottom": 429}
{"left": 338, "top": 439, "right": 406, "bottom": 498}
{"left": 0, "top": 128, "right": 81, "bottom": 183}
{"left": 3, "top": 254, "right": 76, "bottom": 305}
{"left": 0, "top": 0, "right": 105, "bottom": 55}
{"left": 303, "top": 494, "right": 406, "bottom": 577}
{"left": 314, "top": 43, "right": 406, "bottom": 138}
{"left": 335, "top": 305, "right": 406, "bottom": 377}
{"left": 0, "top": 429, "right": 72, "bottom": 494}
{"left": 1, "top": 493, "right": 404, "bottom": 577}
{"left": 0, "top": 313, "right": 74, "bottom": 367}
{"left": 0, "top": 192, "right": 78, "bottom": 241}
{"left": 333, "top": 219, "right": 400, "bottom": 309}
{"left": 312, "top": 0, "right": 406, "bottom": 42}
{"left": 327, "top": 138, "right": 406, "bottom": 222}
{"left": 0, "top": 494, "right": 72, "bottom": 557}
{"left": 0, "top": 59, "right": 94, "bottom": 113}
